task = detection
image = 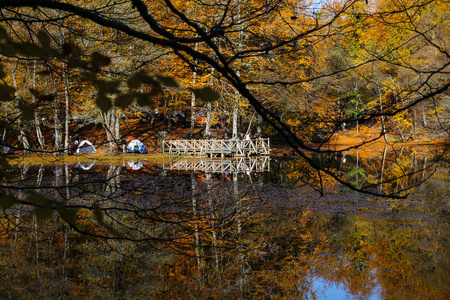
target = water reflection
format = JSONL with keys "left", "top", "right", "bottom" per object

{"left": 76, "top": 160, "right": 96, "bottom": 170}
{"left": 127, "top": 161, "right": 143, "bottom": 171}
{"left": 269, "top": 145, "right": 449, "bottom": 198}
{"left": 164, "top": 157, "right": 270, "bottom": 174}
{"left": 0, "top": 147, "right": 448, "bottom": 299}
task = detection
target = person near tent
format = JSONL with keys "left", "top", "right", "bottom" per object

{"left": 51, "top": 134, "right": 56, "bottom": 149}
{"left": 69, "top": 136, "right": 76, "bottom": 153}
{"left": 39, "top": 135, "right": 45, "bottom": 149}
{"left": 121, "top": 137, "right": 127, "bottom": 153}
{"left": 140, "top": 144, "right": 147, "bottom": 154}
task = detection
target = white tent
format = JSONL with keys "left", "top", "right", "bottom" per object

{"left": 77, "top": 161, "right": 96, "bottom": 170}
{"left": 76, "top": 140, "right": 96, "bottom": 154}
{"left": 127, "top": 139, "right": 143, "bottom": 153}
{"left": 127, "top": 161, "right": 143, "bottom": 171}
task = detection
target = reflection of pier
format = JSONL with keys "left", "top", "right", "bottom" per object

{"left": 164, "top": 157, "right": 270, "bottom": 174}
{"left": 162, "top": 138, "right": 270, "bottom": 157}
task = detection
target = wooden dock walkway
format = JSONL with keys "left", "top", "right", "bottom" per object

{"left": 164, "top": 157, "right": 270, "bottom": 174}
{"left": 162, "top": 138, "right": 270, "bottom": 157}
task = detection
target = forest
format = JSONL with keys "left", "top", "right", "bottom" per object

{"left": 0, "top": 0, "right": 447, "bottom": 156}
{"left": 0, "top": 1, "right": 449, "bottom": 298}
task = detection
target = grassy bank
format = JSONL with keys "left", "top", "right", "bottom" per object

{"left": 4, "top": 152, "right": 171, "bottom": 166}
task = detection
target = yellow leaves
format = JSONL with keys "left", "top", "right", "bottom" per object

{"left": 392, "top": 110, "right": 412, "bottom": 131}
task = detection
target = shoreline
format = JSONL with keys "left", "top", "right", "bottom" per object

{"left": 4, "top": 140, "right": 448, "bottom": 167}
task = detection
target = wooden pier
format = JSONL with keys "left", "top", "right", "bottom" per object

{"left": 164, "top": 157, "right": 270, "bottom": 174}
{"left": 161, "top": 138, "right": 270, "bottom": 157}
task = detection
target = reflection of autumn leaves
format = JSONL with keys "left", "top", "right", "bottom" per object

{"left": 160, "top": 207, "right": 332, "bottom": 298}
{"left": 159, "top": 206, "right": 449, "bottom": 299}
{"left": 1, "top": 201, "right": 448, "bottom": 299}
{"left": 286, "top": 158, "right": 337, "bottom": 191}
{"left": 316, "top": 215, "right": 450, "bottom": 300}
{"left": 246, "top": 210, "right": 330, "bottom": 298}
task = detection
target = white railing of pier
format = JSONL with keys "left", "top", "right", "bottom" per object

{"left": 162, "top": 138, "right": 270, "bottom": 156}
{"left": 164, "top": 157, "right": 271, "bottom": 173}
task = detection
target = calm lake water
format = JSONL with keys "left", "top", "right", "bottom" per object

{"left": 1, "top": 146, "right": 449, "bottom": 299}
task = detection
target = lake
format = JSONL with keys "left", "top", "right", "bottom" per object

{"left": 1, "top": 145, "right": 449, "bottom": 299}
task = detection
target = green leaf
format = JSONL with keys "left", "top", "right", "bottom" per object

{"left": 35, "top": 204, "right": 53, "bottom": 220}
{"left": 96, "top": 80, "right": 120, "bottom": 94}
{"left": 28, "top": 192, "right": 50, "bottom": 206}
{"left": 80, "top": 71, "right": 97, "bottom": 83}
{"left": 29, "top": 193, "right": 53, "bottom": 220}
{"left": 114, "top": 93, "right": 135, "bottom": 108}
{"left": 0, "top": 42, "right": 18, "bottom": 56}
{"left": 127, "top": 76, "right": 142, "bottom": 90}
{"left": 91, "top": 51, "right": 111, "bottom": 69}
{"left": 62, "top": 42, "right": 81, "bottom": 57}
{"left": 0, "top": 156, "right": 11, "bottom": 168}
{"left": 0, "top": 84, "right": 15, "bottom": 102}
{"left": 37, "top": 30, "right": 51, "bottom": 48}
{"left": 155, "top": 74, "right": 179, "bottom": 87}
{"left": 96, "top": 94, "right": 112, "bottom": 112}
{"left": 37, "top": 70, "right": 52, "bottom": 75}
{"left": 38, "top": 93, "right": 56, "bottom": 103}
{"left": 0, "top": 194, "right": 17, "bottom": 209}
{"left": 0, "top": 25, "right": 9, "bottom": 40}
{"left": 136, "top": 93, "right": 155, "bottom": 107}
{"left": 18, "top": 101, "right": 34, "bottom": 121}
{"left": 0, "top": 120, "right": 12, "bottom": 131}
{"left": 30, "top": 89, "right": 55, "bottom": 102}
{"left": 149, "top": 82, "right": 163, "bottom": 96}
{"left": 67, "top": 57, "right": 88, "bottom": 69}
{"left": 56, "top": 204, "right": 78, "bottom": 226}
{"left": 0, "top": 64, "right": 6, "bottom": 78}
{"left": 15, "top": 42, "right": 45, "bottom": 57}
{"left": 93, "top": 203, "right": 103, "bottom": 223}
{"left": 135, "top": 71, "right": 157, "bottom": 85}
{"left": 190, "top": 87, "right": 220, "bottom": 102}
{"left": 93, "top": 203, "right": 122, "bottom": 237}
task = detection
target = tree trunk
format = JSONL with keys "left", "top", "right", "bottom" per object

{"left": 205, "top": 103, "right": 211, "bottom": 136}
{"left": 256, "top": 114, "right": 263, "bottom": 137}
{"left": 99, "top": 27, "right": 121, "bottom": 153}
{"left": 190, "top": 170, "right": 202, "bottom": 278}
{"left": 189, "top": 43, "right": 199, "bottom": 138}
{"left": 378, "top": 88, "right": 389, "bottom": 142}
{"left": 167, "top": 112, "right": 171, "bottom": 133}
{"left": 19, "top": 129, "right": 30, "bottom": 154}
{"left": 10, "top": 60, "right": 21, "bottom": 145}
{"left": 232, "top": 106, "right": 238, "bottom": 138}
{"left": 232, "top": 69, "right": 241, "bottom": 139}
{"left": 422, "top": 107, "right": 427, "bottom": 128}
{"left": 102, "top": 107, "right": 120, "bottom": 153}
{"left": 379, "top": 145, "right": 387, "bottom": 192}
{"left": 205, "top": 68, "right": 215, "bottom": 136}
{"left": 50, "top": 73, "right": 63, "bottom": 154}
{"left": 62, "top": 61, "right": 70, "bottom": 155}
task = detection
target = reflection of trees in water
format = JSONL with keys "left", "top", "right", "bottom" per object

{"left": 0, "top": 153, "right": 449, "bottom": 298}
{"left": 0, "top": 193, "right": 448, "bottom": 298}
{"left": 275, "top": 145, "right": 449, "bottom": 197}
